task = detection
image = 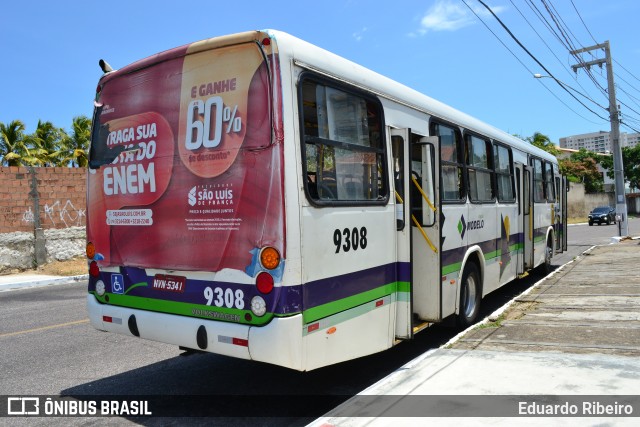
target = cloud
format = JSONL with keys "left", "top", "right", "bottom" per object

{"left": 353, "top": 27, "right": 368, "bottom": 42}
{"left": 416, "top": 0, "right": 505, "bottom": 35}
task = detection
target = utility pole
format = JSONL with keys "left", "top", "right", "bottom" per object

{"left": 571, "top": 41, "right": 628, "bottom": 237}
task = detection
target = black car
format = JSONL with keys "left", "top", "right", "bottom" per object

{"left": 588, "top": 206, "right": 616, "bottom": 226}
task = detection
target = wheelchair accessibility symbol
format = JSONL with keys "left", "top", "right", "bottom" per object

{"left": 111, "top": 274, "right": 124, "bottom": 294}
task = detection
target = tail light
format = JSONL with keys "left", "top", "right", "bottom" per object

{"left": 89, "top": 261, "right": 100, "bottom": 278}
{"left": 256, "top": 272, "right": 274, "bottom": 294}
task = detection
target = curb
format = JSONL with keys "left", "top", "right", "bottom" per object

{"left": 0, "top": 274, "right": 89, "bottom": 292}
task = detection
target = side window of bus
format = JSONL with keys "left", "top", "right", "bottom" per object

{"left": 545, "top": 161, "right": 555, "bottom": 202}
{"left": 431, "top": 122, "right": 464, "bottom": 202}
{"left": 494, "top": 143, "right": 515, "bottom": 202}
{"left": 532, "top": 158, "right": 545, "bottom": 203}
{"left": 300, "top": 77, "right": 388, "bottom": 205}
{"left": 392, "top": 135, "right": 405, "bottom": 230}
{"left": 466, "top": 134, "right": 494, "bottom": 203}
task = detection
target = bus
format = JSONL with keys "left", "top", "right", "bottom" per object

{"left": 86, "top": 30, "right": 568, "bottom": 371}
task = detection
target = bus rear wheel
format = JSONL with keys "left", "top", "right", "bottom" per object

{"left": 457, "top": 262, "right": 481, "bottom": 328}
{"left": 541, "top": 238, "right": 553, "bottom": 275}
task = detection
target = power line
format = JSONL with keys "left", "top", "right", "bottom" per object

{"left": 473, "top": 0, "right": 609, "bottom": 122}
{"left": 570, "top": 0, "right": 599, "bottom": 45}
{"left": 542, "top": 0, "right": 581, "bottom": 54}
{"left": 541, "top": 0, "right": 639, "bottom": 127}
{"left": 509, "top": 0, "right": 591, "bottom": 95}
{"left": 620, "top": 120, "right": 640, "bottom": 135}
{"left": 524, "top": 1, "right": 640, "bottom": 136}
{"left": 614, "top": 59, "right": 640, "bottom": 85}
{"left": 460, "top": 0, "right": 533, "bottom": 74}
{"left": 522, "top": 0, "right": 609, "bottom": 107}
{"left": 460, "top": 0, "right": 602, "bottom": 124}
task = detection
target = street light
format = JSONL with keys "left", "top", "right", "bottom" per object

{"left": 533, "top": 74, "right": 598, "bottom": 101}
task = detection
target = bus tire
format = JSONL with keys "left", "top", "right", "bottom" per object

{"left": 457, "top": 262, "right": 481, "bottom": 328}
{"left": 540, "top": 238, "right": 553, "bottom": 275}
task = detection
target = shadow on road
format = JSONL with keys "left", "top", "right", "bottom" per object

{"left": 61, "top": 267, "right": 551, "bottom": 426}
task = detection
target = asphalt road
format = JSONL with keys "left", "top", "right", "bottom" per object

{"left": 1, "top": 218, "right": 637, "bottom": 426}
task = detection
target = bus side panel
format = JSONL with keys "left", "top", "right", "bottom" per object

{"left": 439, "top": 203, "right": 468, "bottom": 319}
{"left": 248, "top": 314, "right": 304, "bottom": 370}
{"left": 303, "top": 303, "right": 392, "bottom": 371}
{"left": 533, "top": 203, "right": 553, "bottom": 267}
{"left": 300, "top": 206, "right": 396, "bottom": 367}
{"left": 486, "top": 203, "right": 519, "bottom": 294}
{"left": 496, "top": 204, "right": 522, "bottom": 295}
{"left": 465, "top": 202, "right": 497, "bottom": 297}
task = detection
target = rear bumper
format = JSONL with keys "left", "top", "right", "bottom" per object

{"left": 87, "top": 294, "right": 304, "bottom": 370}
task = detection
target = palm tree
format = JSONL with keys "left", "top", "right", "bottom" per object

{"left": 0, "top": 120, "right": 35, "bottom": 166}
{"left": 27, "top": 120, "right": 67, "bottom": 166}
{"left": 526, "top": 132, "right": 560, "bottom": 156}
{"left": 61, "top": 116, "right": 91, "bottom": 167}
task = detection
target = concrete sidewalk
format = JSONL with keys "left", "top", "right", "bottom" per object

{"left": 311, "top": 240, "right": 640, "bottom": 426}
{"left": 0, "top": 271, "right": 87, "bottom": 291}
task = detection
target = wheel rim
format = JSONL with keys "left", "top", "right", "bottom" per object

{"left": 545, "top": 245, "right": 552, "bottom": 267}
{"left": 463, "top": 275, "right": 477, "bottom": 318}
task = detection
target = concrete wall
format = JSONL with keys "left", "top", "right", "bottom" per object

{"left": 0, "top": 226, "right": 85, "bottom": 273}
{"left": 0, "top": 166, "right": 86, "bottom": 234}
{"left": 0, "top": 166, "right": 87, "bottom": 272}
{"left": 627, "top": 196, "right": 640, "bottom": 214}
{"left": 567, "top": 182, "right": 615, "bottom": 219}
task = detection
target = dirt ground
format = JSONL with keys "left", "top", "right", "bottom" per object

{"left": 1, "top": 257, "right": 88, "bottom": 277}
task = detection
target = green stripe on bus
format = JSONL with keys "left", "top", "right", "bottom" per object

{"left": 303, "top": 282, "right": 404, "bottom": 324}
{"left": 442, "top": 246, "right": 524, "bottom": 276}
{"left": 442, "top": 262, "right": 462, "bottom": 276}
{"left": 91, "top": 292, "right": 272, "bottom": 326}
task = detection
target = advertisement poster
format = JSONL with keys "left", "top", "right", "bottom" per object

{"left": 87, "top": 40, "right": 284, "bottom": 274}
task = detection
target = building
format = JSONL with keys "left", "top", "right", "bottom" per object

{"left": 559, "top": 130, "right": 640, "bottom": 153}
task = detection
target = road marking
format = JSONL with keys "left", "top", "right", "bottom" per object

{"left": 0, "top": 319, "right": 89, "bottom": 338}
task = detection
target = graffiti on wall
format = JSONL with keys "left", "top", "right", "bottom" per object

{"left": 21, "top": 200, "right": 86, "bottom": 228}
{"left": 22, "top": 207, "right": 35, "bottom": 224}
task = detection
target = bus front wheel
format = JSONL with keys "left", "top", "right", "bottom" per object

{"left": 457, "top": 262, "right": 481, "bottom": 328}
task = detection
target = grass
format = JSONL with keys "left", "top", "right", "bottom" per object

{"left": 568, "top": 217, "right": 587, "bottom": 224}
{"left": 0, "top": 257, "right": 88, "bottom": 277}
{"left": 38, "top": 257, "right": 88, "bottom": 276}
{"left": 475, "top": 314, "right": 506, "bottom": 329}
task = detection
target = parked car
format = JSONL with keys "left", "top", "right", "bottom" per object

{"left": 588, "top": 206, "right": 616, "bottom": 226}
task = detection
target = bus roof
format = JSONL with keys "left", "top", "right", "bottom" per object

{"left": 266, "top": 29, "right": 558, "bottom": 165}
{"left": 97, "top": 29, "right": 557, "bottom": 165}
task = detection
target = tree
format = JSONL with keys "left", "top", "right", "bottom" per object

{"left": 559, "top": 149, "right": 603, "bottom": 193}
{"left": 600, "top": 144, "right": 640, "bottom": 191}
{"left": 61, "top": 116, "right": 91, "bottom": 167}
{"left": 559, "top": 148, "right": 604, "bottom": 193}
{"left": 524, "top": 132, "right": 560, "bottom": 156}
{"left": 27, "top": 120, "right": 67, "bottom": 166}
{"left": 0, "top": 120, "right": 38, "bottom": 166}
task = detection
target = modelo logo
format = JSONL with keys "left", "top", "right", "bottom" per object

{"left": 458, "top": 215, "right": 484, "bottom": 240}
{"left": 188, "top": 186, "right": 234, "bottom": 206}
{"left": 467, "top": 219, "right": 485, "bottom": 230}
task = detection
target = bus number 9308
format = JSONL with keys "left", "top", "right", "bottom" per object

{"left": 333, "top": 227, "right": 367, "bottom": 254}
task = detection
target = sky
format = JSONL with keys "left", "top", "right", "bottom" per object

{"left": 2, "top": 0, "right": 640, "bottom": 145}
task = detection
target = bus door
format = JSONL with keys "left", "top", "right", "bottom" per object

{"left": 555, "top": 176, "right": 568, "bottom": 253}
{"left": 519, "top": 163, "right": 534, "bottom": 270}
{"left": 391, "top": 128, "right": 440, "bottom": 339}
{"left": 562, "top": 177, "right": 568, "bottom": 251}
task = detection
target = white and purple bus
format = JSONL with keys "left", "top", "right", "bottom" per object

{"left": 86, "top": 30, "right": 567, "bottom": 371}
